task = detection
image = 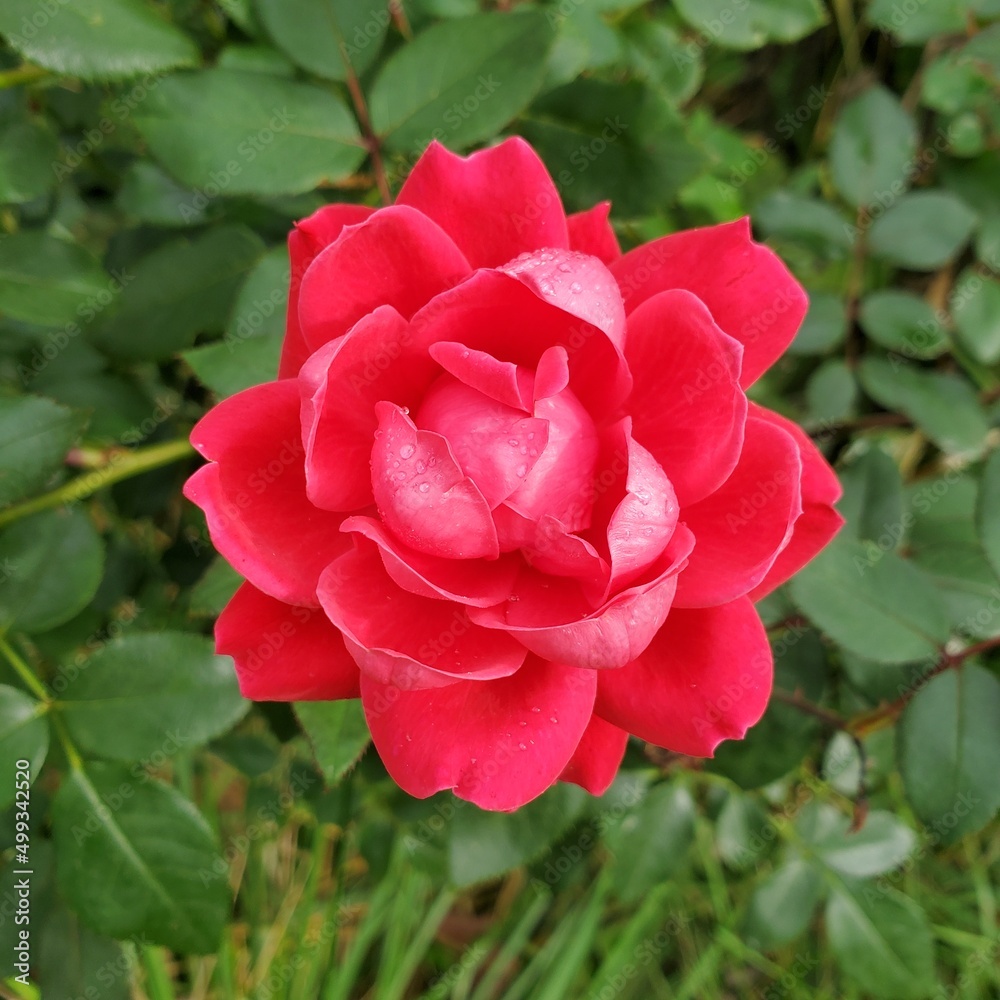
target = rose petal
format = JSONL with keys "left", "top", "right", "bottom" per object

{"left": 428, "top": 341, "right": 532, "bottom": 411}
{"left": 673, "top": 417, "right": 802, "bottom": 609}
{"left": 415, "top": 376, "right": 549, "bottom": 508}
{"left": 409, "top": 269, "right": 631, "bottom": 419}
{"left": 625, "top": 289, "right": 747, "bottom": 507}
{"left": 747, "top": 403, "right": 844, "bottom": 598}
{"left": 371, "top": 402, "right": 499, "bottom": 560}
{"left": 185, "top": 380, "right": 347, "bottom": 606}
{"left": 567, "top": 202, "right": 621, "bottom": 265}
{"left": 500, "top": 248, "right": 626, "bottom": 351}
{"left": 396, "top": 138, "right": 569, "bottom": 268}
{"left": 361, "top": 656, "right": 596, "bottom": 810}
{"left": 595, "top": 598, "right": 773, "bottom": 757}
{"left": 469, "top": 525, "right": 695, "bottom": 670}
{"left": 341, "top": 515, "right": 522, "bottom": 608}
{"left": 318, "top": 545, "right": 526, "bottom": 690}
{"left": 217, "top": 582, "right": 359, "bottom": 700}
{"left": 610, "top": 217, "right": 808, "bottom": 386}
{"left": 299, "top": 306, "right": 437, "bottom": 511}
{"left": 298, "top": 204, "right": 470, "bottom": 353}
{"left": 279, "top": 203, "right": 374, "bottom": 378}
{"left": 522, "top": 514, "right": 609, "bottom": 599}
{"left": 559, "top": 714, "right": 628, "bottom": 794}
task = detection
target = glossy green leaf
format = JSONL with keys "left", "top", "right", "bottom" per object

{"left": 672, "top": 0, "right": 827, "bottom": 50}
{"left": 898, "top": 665, "right": 1000, "bottom": 843}
{"left": 977, "top": 449, "right": 1000, "bottom": 581}
{"left": 0, "top": 395, "right": 82, "bottom": 507}
{"left": 744, "top": 859, "right": 825, "bottom": 948}
{"left": 38, "top": 903, "right": 130, "bottom": 1000}
{"left": 858, "top": 290, "right": 948, "bottom": 359}
{"left": 189, "top": 557, "right": 242, "bottom": 618}
{"left": 255, "top": 0, "right": 387, "bottom": 80}
{"left": 806, "top": 359, "right": 856, "bottom": 425}
{"left": 0, "top": 232, "right": 107, "bottom": 327}
{"left": 0, "top": 685, "right": 48, "bottom": 809}
{"left": 826, "top": 882, "right": 937, "bottom": 999}
{"left": 837, "top": 446, "right": 904, "bottom": 544}
{"left": 116, "top": 161, "right": 207, "bottom": 228}
{"left": 952, "top": 268, "right": 1000, "bottom": 364}
{"left": 868, "top": 191, "right": 978, "bottom": 270}
{"left": 788, "top": 292, "right": 849, "bottom": 355}
{"left": 134, "top": 69, "right": 365, "bottom": 197}
{"left": 789, "top": 535, "right": 951, "bottom": 664}
{"left": 53, "top": 763, "right": 229, "bottom": 953}
{"left": 93, "top": 225, "right": 266, "bottom": 361}
{"left": 0, "top": 0, "right": 198, "bottom": 80}
{"left": 295, "top": 699, "right": 371, "bottom": 785}
{"left": 370, "top": 11, "right": 555, "bottom": 153}
{"left": 859, "top": 357, "right": 988, "bottom": 456}
{"left": 0, "top": 508, "right": 104, "bottom": 634}
{"left": 0, "top": 118, "right": 58, "bottom": 204}
{"left": 810, "top": 809, "right": 916, "bottom": 877}
{"left": 60, "top": 632, "right": 248, "bottom": 761}
{"left": 829, "top": 86, "right": 917, "bottom": 208}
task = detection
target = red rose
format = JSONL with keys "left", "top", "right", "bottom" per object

{"left": 185, "top": 138, "right": 843, "bottom": 811}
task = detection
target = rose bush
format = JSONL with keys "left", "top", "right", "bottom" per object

{"left": 185, "top": 137, "right": 843, "bottom": 811}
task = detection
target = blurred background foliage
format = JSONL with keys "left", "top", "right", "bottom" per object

{"left": 0, "top": 0, "right": 999, "bottom": 997}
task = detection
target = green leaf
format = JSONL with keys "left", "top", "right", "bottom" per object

{"left": 0, "top": 118, "right": 58, "bottom": 205}
{"left": 60, "top": 632, "right": 248, "bottom": 761}
{"left": 859, "top": 357, "right": 988, "bottom": 456}
{"left": 604, "top": 782, "right": 695, "bottom": 902}
{"left": 0, "top": 685, "right": 48, "bottom": 809}
{"left": 520, "top": 78, "right": 704, "bottom": 217}
{"left": 867, "top": 0, "right": 968, "bottom": 43}
{"left": 183, "top": 243, "right": 289, "bottom": 396}
{"left": 952, "top": 268, "right": 1000, "bottom": 365}
{"left": 52, "top": 762, "right": 229, "bottom": 953}
{"left": 716, "top": 791, "right": 773, "bottom": 872}
{"left": 810, "top": 808, "right": 916, "bottom": 877}
{"left": 858, "top": 290, "right": 949, "bottom": 359}
{"left": 829, "top": 86, "right": 918, "bottom": 209}
{"left": 116, "top": 161, "right": 208, "bottom": 228}
{"left": 788, "top": 292, "right": 849, "bottom": 355}
{"left": 744, "top": 859, "right": 825, "bottom": 948}
{"left": 806, "top": 359, "right": 856, "bottom": 425}
{"left": 619, "top": 19, "right": 703, "bottom": 105}
{"left": 868, "top": 192, "right": 978, "bottom": 271}
{"left": 754, "top": 193, "right": 854, "bottom": 259}
{"left": 295, "top": 699, "right": 371, "bottom": 785}
{"left": 0, "top": 395, "right": 82, "bottom": 507}
{"left": 826, "top": 882, "right": 937, "bottom": 999}
{"left": 789, "top": 535, "right": 951, "bottom": 665}
{"left": 0, "top": 508, "right": 104, "bottom": 634}
{"left": 38, "top": 903, "right": 130, "bottom": 1000}
{"left": 898, "top": 665, "right": 1000, "bottom": 843}
{"left": 92, "top": 225, "right": 265, "bottom": 361}
{"left": 0, "top": 232, "right": 107, "bottom": 327}
{"left": 0, "top": 0, "right": 198, "bottom": 80}
{"left": 448, "top": 784, "right": 586, "bottom": 886}
{"left": 837, "top": 446, "right": 904, "bottom": 544}
{"left": 189, "top": 557, "right": 242, "bottom": 618}
{"left": 255, "top": 0, "right": 387, "bottom": 80}
{"left": 672, "top": 0, "right": 827, "bottom": 50}
{"left": 370, "top": 11, "right": 555, "bottom": 154}
{"left": 977, "top": 449, "right": 1000, "bottom": 581}
{"left": 134, "top": 69, "right": 365, "bottom": 197}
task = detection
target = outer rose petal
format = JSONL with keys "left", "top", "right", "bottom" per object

{"left": 298, "top": 205, "right": 471, "bottom": 353}
{"left": 299, "top": 306, "right": 438, "bottom": 511}
{"left": 559, "top": 715, "right": 628, "bottom": 794}
{"left": 610, "top": 217, "right": 808, "bottom": 386}
{"left": 361, "top": 656, "right": 596, "bottom": 811}
{"left": 279, "top": 203, "right": 374, "bottom": 378}
{"left": 674, "top": 417, "right": 802, "bottom": 609}
{"left": 567, "top": 202, "right": 621, "bottom": 265}
{"left": 184, "top": 380, "right": 348, "bottom": 606}
{"left": 625, "top": 289, "right": 747, "bottom": 507}
{"left": 746, "top": 403, "right": 844, "bottom": 598}
{"left": 217, "top": 582, "right": 359, "bottom": 700}
{"left": 595, "top": 598, "right": 772, "bottom": 757}
{"left": 396, "top": 138, "right": 570, "bottom": 268}
{"left": 318, "top": 545, "right": 526, "bottom": 690}
{"left": 469, "top": 526, "right": 695, "bottom": 670}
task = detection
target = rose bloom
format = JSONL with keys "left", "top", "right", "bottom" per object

{"left": 185, "top": 138, "right": 843, "bottom": 811}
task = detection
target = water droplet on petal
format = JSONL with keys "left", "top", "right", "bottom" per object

{"left": 569, "top": 282, "right": 583, "bottom": 294}
{"left": 415, "top": 460, "right": 426, "bottom": 473}
{"left": 531, "top": 706, "right": 541, "bottom": 713}
{"left": 515, "top": 464, "right": 528, "bottom": 477}
{"left": 399, "top": 444, "right": 415, "bottom": 459}
{"left": 508, "top": 438, "right": 519, "bottom": 447}
{"left": 549, "top": 716, "right": 558, "bottom": 724}
{"left": 557, "top": 262, "right": 572, "bottom": 273}
{"left": 418, "top": 482, "right": 430, "bottom": 493}
{"left": 518, "top": 742, "right": 527, "bottom": 751}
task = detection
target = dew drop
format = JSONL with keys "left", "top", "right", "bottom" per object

{"left": 396, "top": 471, "right": 406, "bottom": 481}
{"left": 569, "top": 282, "right": 583, "bottom": 294}
{"left": 415, "top": 460, "right": 426, "bottom": 473}
{"left": 519, "top": 720, "right": 527, "bottom": 727}
{"left": 531, "top": 706, "right": 541, "bottom": 713}
{"left": 519, "top": 445, "right": 528, "bottom": 455}
{"left": 642, "top": 526, "right": 655, "bottom": 536}
{"left": 527, "top": 432, "right": 535, "bottom": 440}
{"left": 557, "top": 262, "right": 572, "bottom": 273}
{"left": 400, "top": 406, "right": 410, "bottom": 415}
{"left": 418, "top": 482, "right": 430, "bottom": 493}
{"left": 399, "top": 444, "right": 415, "bottom": 459}
{"left": 549, "top": 716, "right": 559, "bottom": 724}
{"left": 515, "top": 464, "right": 528, "bottom": 477}
{"left": 518, "top": 743, "right": 527, "bottom": 751}
{"left": 508, "top": 438, "right": 519, "bottom": 447}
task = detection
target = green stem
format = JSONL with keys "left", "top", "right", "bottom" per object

{"left": 0, "top": 635, "right": 51, "bottom": 703}
{"left": 0, "top": 64, "right": 49, "bottom": 89}
{"left": 51, "top": 712, "right": 84, "bottom": 771}
{"left": 0, "top": 438, "right": 194, "bottom": 528}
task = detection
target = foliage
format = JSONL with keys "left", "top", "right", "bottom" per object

{"left": 1, "top": 1, "right": 999, "bottom": 997}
